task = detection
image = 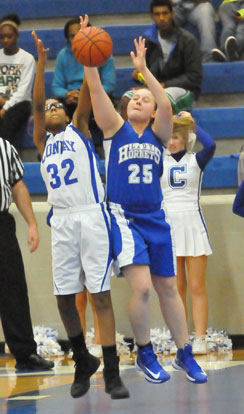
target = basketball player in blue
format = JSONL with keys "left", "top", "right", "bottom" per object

{"left": 83, "top": 17, "right": 207, "bottom": 384}
{"left": 161, "top": 112, "right": 216, "bottom": 355}
{"left": 31, "top": 31, "right": 129, "bottom": 400}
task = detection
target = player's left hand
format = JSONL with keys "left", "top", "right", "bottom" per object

{"left": 130, "top": 37, "right": 147, "bottom": 72}
{"left": 28, "top": 223, "right": 40, "bottom": 253}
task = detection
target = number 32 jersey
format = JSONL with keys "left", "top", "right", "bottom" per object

{"left": 41, "top": 123, "right": 105, "bottom": 208}
{"left": 103, "top": 121, "right": 164, "bottom": 210}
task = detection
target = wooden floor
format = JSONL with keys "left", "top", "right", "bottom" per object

{"left": 0, "top": 350, "right": 244, "bottom": 413}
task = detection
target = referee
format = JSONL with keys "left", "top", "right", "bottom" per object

{"left": 0, "top": 137, "right": 54, "bottom": 371}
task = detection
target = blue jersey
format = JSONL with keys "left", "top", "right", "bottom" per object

{"left": 103, "top": 121, "right": 164, "bottom": 211}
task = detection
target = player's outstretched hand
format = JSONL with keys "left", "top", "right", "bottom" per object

{"left": 130, "top": 37, "right": 147, "bottom": 73}
{"left": 79, "top": 14, "right": 89, "bottom": 31}
{"left": 32, "top": 30, "right": 49, "bottom": 59}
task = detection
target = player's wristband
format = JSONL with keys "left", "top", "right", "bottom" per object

{"left": 137, "top": 72, "right": 147, "bottom": 86}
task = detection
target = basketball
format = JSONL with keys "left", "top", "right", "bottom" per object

{"left": 72, "top": 26, "right": 113, "bottom": 67}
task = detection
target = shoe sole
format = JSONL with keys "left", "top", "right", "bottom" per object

{"left": 225, "top": 36, "right": 239, "bottom": 61}
{"left": 172, "top": 360, "right": 207, "bottom": 384}
{"left": 105, "top": 388, "right": 130, "bottom": 399}
{"left": 211, "top": 48, "right": 227, "bottom": 62}
{"left": 15, "top": 365, "right": 54, "bottom": 372}
{"left": 136, "top": 360, "right": 170, "bottom": 384}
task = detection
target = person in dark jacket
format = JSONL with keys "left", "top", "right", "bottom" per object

{"left": 132, "top": 0, "right": 202, "bottom": 114}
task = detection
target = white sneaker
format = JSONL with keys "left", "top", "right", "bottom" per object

{"left": 88, "top": 344, "right": 103, "bottom": 358}
{"left": 192, "top": 337, "right": 207, "bottom": 355}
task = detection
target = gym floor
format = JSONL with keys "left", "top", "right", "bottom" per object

{"left": 0, "top": 350, "right": 244, "bottom": 414}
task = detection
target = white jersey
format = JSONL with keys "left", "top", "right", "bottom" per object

{"left": 161, "top": 151, "right": 202, "bottom": 212}
{"left": 161, "top": 151, "right": 212, "bottom": 256}
{"left": 41, "top": 123, "right": 105, "bottom": 208}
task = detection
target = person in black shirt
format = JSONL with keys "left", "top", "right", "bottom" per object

{"left": 0, "top": 137, "right": 54, "bottom": 371}
{"left": 132, "top": 0, "right": 202, "bottom": 114}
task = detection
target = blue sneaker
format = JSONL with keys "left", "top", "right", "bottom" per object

{"left": 136, "top": 344, "right": 170, "bottom": 383}
{"left": 172, "top": 343, "right": 207, "bottom": 384}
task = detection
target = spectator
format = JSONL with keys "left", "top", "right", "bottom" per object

{"left": 212, "top": 0, "right": 244, "bottom": 62}
{"left": 0, "top": 138, "right": 54, "bottom": 371}
{"left": 0, "top": 14, "right": 36, "bottom": 144}
{"left": 132, "top": 0, "right": 202, "bottom": 113}
{"left": 52, "top": 16, "right": 116, "bottom": 119}
{"left": 172, "top": 0, "right": 217, "bottom": 62}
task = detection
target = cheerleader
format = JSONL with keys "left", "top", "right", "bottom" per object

{"left": 161, "top": 112, "right": 216, "bottom": 354}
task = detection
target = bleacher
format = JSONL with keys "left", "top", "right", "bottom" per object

{"left": 5, "top": 0, "right": 243, "bottom": 192}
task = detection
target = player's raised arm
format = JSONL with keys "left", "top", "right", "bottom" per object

{"left": 85, "top": 66, "right": 124, "bottom": 138}
{"left": 130, "top": 37, "right": 172, "bottom": 144}
{"left": 78, "top": 15, "right": 123, "bottom": 138}
{"left": 32, "top": 31, "right": 49, "bottom": 155}
{"left": 72, "top": 77, "right": 91, "bottom": 138}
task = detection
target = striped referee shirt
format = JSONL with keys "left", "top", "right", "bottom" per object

{"left": 0, "top": 138, "right": 24, "bottom": 211}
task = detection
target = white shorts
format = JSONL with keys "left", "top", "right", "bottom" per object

{"left": 50, "top": 203, "right": 112, "bottom": 295}
{"left": 166, "top": 208, "right": 212, "bottom": 257}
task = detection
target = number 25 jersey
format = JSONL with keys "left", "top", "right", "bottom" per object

{"left": 103, "top": 121, "right": 164, "bottom": 211}
{"left": 40, "top": 123, "right": 105, "bottom": 208}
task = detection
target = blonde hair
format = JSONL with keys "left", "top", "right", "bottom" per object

{"left": 172, "top": 114, "right": 196, "bottom": 151}
{"left": 173, "top": 114, "right": 196, "bottom": 133}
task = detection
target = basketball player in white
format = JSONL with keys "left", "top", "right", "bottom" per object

{"left": 32, "top": 30, "right": 129, "bottom": 400}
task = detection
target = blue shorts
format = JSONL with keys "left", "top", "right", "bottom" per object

{"left": 108, "top": 203, "right": 176, "bottom": 277}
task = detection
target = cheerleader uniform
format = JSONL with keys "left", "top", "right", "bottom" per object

{"left": 161, "top": 126, "right": 216, "bottom": 257}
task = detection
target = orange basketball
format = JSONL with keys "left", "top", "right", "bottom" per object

{"left": 72, "top": 26, "right": 113, "bottom": 67}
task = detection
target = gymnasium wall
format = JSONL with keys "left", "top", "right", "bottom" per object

{"left": 0, "top": 195, "right": 243, "bottom": 343}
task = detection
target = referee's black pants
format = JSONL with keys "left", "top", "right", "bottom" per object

{"left": 0, "top": 212, "right": 37, "bottom": 360}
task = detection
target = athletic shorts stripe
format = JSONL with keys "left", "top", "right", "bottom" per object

{"left": 71, "top": 124, "right": 101, "bottom": 203}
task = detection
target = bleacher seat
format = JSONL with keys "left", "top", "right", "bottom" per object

{"left": 23, "top": 154, "right": 239, "bottom": 195}
{"left": 3, "top": 0, "right": 151, "bottom": 19}
{"left": 20, "top": 24, "right": 225, "bottom": 60}
{"left": 4, "top": 0, "right": 223, "bottom": 19}
{"left": 43, "top": 61, "right": 244, "bottom": 100}
{"left": 192, "top": 107, "right": 244, "bottom": 139}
